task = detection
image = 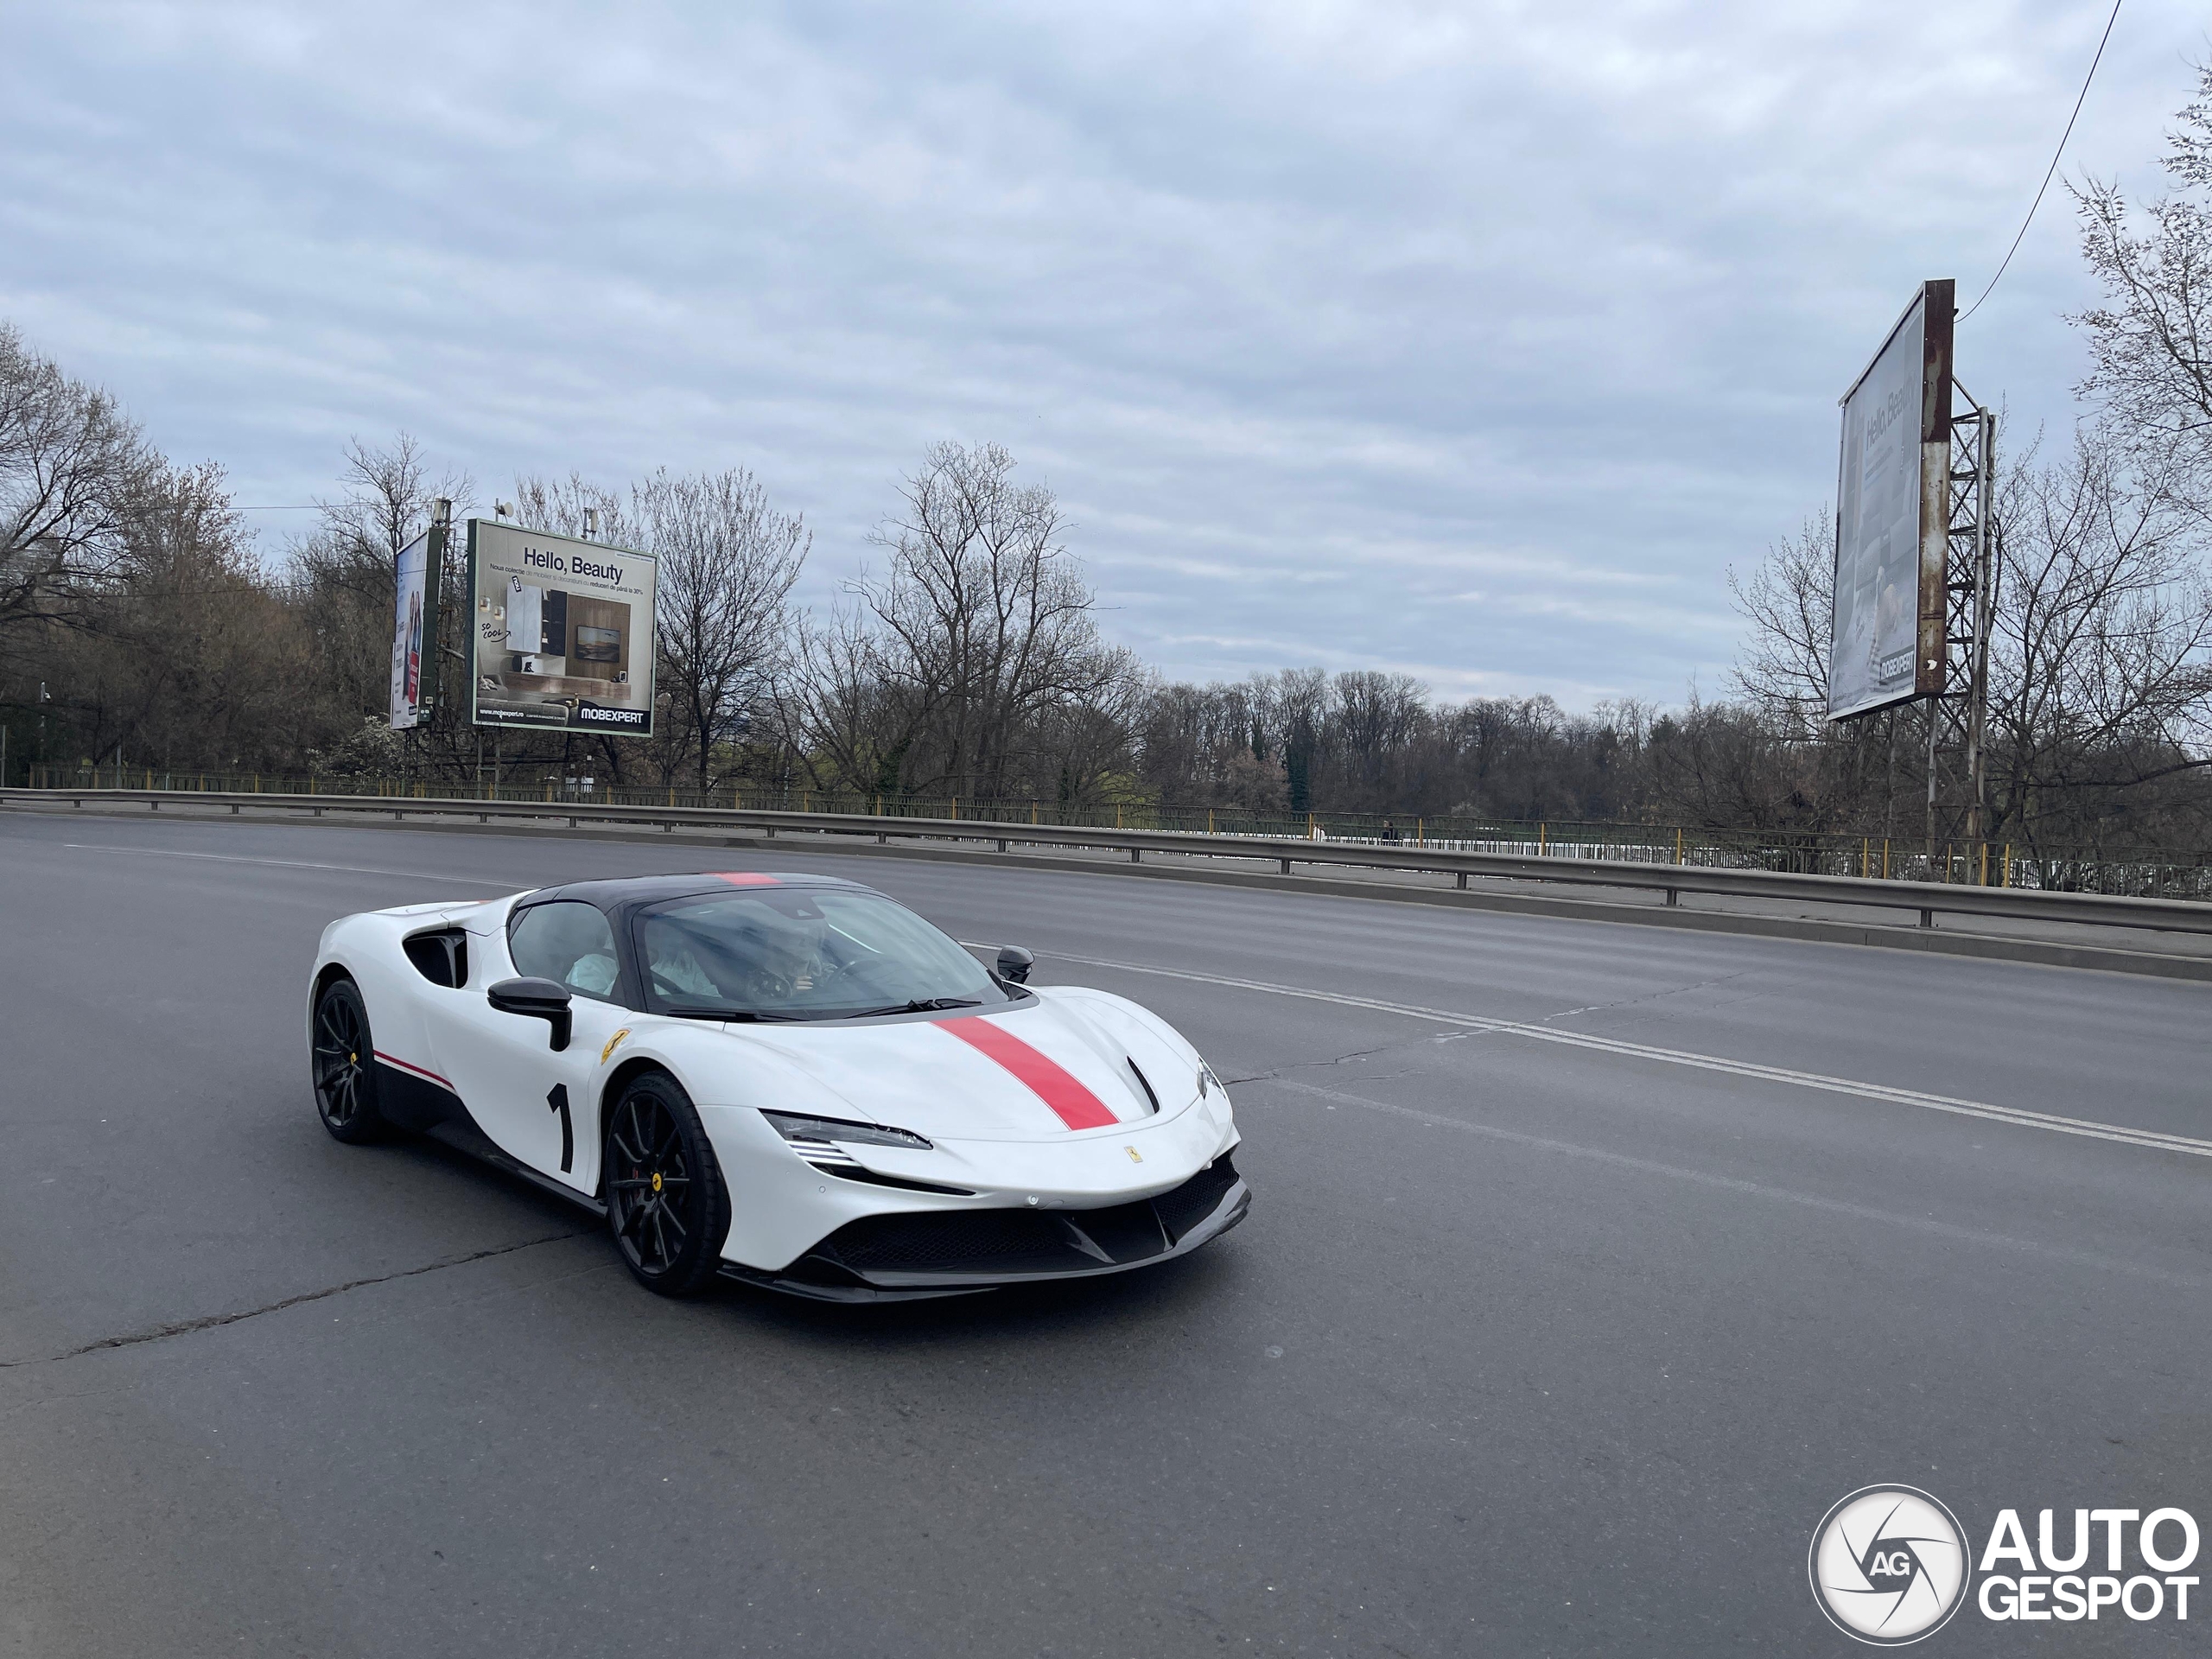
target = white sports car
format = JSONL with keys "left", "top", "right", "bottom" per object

{"left": 308, "top": 871, "right": 1249, "bottom": 1300}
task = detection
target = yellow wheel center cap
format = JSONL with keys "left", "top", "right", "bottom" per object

{"left": 651, "top": 1172, "right": 663, "bottom": 1192}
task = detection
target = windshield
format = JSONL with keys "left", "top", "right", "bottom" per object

{"left": 635, "top": 887, "right": 1012, "bottom": 1020}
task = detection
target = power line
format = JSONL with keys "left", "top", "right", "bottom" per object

{"left": 1957, "top": 0, "right": 2124, "bottom": 324}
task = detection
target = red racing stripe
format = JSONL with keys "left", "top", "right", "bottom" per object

{"left": 374, "top": 1050, "right": 453, "bottom": 1090}
{"left": 937, "top": 1015, "right": 1119, "bottom": 1131}
{"left": 713, "top": 872, "right": 781, "bottom": 887}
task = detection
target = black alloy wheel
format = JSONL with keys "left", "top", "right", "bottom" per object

{"left": 604, "top": 1071, "right": 729, "bottom": 1296}
{"left": 312, "top": 977, "right": 386, "bottom": 1143}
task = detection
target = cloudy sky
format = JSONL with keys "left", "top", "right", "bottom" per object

{"left": 0, "top": 1, "right": 2198, "bottom": 706}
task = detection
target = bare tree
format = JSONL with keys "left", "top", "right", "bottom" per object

{"left": 286, "top": 435, "right": 472, "bottom": 750}
{"left": 824, "top": 442, "right": 1132, "bottom": 800}
{"left": 31, "top": 459, "right": 307, "bottom": 776}
{"left": 311, "top": 434, "right": 468, "bottom": 564}
{"left": 513, "top": 471, "right": 631, "bottom": 545}
{"left": 0, "top": 322, "right": 154, "bottom": 639}
{"left": 634, "top": 467, "right": 808, "bottom": 792}
{"left": 780, "top": 601, "right": 925, "bottom": 798}
{"left": 1726, "top": 511, "right": 1834, "bottom": 728}
{"left": 1984, "top": 429, "right": 2212, "bottom": 850}
{"left": 2074, "top": 62, "right": 2212, "bottom": 515}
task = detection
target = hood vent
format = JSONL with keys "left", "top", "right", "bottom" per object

{"left": 1126, "top": 1058, "right": 1160, "bottom": 1115}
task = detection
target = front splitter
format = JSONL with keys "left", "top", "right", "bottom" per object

{"left": 718, "top": 1179, "right": 1251, "bottom": 1304}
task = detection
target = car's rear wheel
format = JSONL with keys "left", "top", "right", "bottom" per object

{"left": 312, "top": 976, "right": 386, "bottom": 1144}
{"left": 604, "top": 1071, "right": 730, "bottom": 1296}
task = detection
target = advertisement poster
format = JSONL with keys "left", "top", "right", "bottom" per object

{"left": 388, "top": 529, "right": 436, "bottom": 730}
{"left": 1827, "top": 281, "right": 1952, "bottom": 721}
{"left": 466, "top": 519, "right": 658, "bottom": 734}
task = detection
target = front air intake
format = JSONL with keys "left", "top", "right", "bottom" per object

{"left": 806, "top": 1154, "right": 1244, "bottom": 1280}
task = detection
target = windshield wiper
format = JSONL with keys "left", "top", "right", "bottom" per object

{"left": 842, "top": 996, "right": 983, "bottom": 1019}
{"left": 658, "top": 1007, "right": 809, "bottom": 1023}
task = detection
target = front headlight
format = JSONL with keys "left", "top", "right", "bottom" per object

{"left": 761, "top": 1110, "right": 931, "bottom": 1151}
{"left": 1198, "top": 1062, "right": 1224, "bottom": 1100}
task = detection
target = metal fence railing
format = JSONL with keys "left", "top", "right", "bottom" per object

{"left": 13, "top": 781, "right": 2212, "bottom": 939}
{"left": 25, "top": 764, "right": 2211, "bottom": 901}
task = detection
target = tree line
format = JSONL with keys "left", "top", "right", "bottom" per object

{"left": 10, "top": 72, "right": 2212, "bottom": 859}
{"left": 0, "top": 367, "right": 1808, "bottom": 833}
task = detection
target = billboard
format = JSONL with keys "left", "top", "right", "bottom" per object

{"left": 467, "top": 519, "right": 658, "bottom": 735}
{"left": 388, "top": 528, "right": 438, "bottom": 730}
{"left": 1827, "top": 279, "right": 1954, "bottom": 721}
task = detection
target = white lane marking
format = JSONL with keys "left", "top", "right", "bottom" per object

{"left": 1039, "top": 950, "right": 2212, "bottom": 1161}
{"left": 65, "top": 845, "right": 518, "bottom": 887}
{"left": 1264, "top": 1076, "right": 2212, "bottom": 1291}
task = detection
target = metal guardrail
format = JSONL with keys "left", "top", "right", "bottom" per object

{"left": 34, "top": 768, "right": 2212, "bottom": 898}
{"left": 10, "top": 785, "right": 2212, "bottom": 938}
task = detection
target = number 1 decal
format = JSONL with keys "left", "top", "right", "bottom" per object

{"left": 547, "top": 1084, "right": 574, "bottom": 1173}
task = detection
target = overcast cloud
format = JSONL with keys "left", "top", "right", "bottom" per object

{"left": 1, "top": 1, "right": 2200, "bottom": 705}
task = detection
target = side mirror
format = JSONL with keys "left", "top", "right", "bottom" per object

{"left": 995, "top": 944, "right": 1034, "bottom": 986}
{"left": 487, "top": 976, "right": 573, "bottom": 1052}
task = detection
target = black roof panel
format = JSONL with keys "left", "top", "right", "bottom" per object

{"left": 518, "top": 871, "right": 874, "bottom": 910}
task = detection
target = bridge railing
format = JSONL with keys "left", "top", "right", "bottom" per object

{"left": 10, "top": 784, "right": 2212, "bottom": 939}
{"left": 26, "top": 766, "right": 2209, "bottom": 898}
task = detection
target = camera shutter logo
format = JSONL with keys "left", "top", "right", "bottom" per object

{"left": 1809, "top": 1486, "right": 1969, "bottom": 1644}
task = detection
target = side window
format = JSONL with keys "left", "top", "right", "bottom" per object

{"left": 507, "top": 902, "right": 622, "bottom": 1002}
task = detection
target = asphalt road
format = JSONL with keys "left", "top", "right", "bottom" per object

{"left": 4, "top": 811, "right": 2211, "bottom": 1656}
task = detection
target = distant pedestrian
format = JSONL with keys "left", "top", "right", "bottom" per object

{"left": 1382, "top": 817, "right": 1402, "bottom": 844}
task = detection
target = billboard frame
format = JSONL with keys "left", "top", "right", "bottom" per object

{"left": 387, "top": 522, "right": 442, "bottom": 731}
{"left": 1827, "top": 277, "right": 1955, "bottom": 722}
{"left": 464, "top": 518, "right": 658, "bottom": 738}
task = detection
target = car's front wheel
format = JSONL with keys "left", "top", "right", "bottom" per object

{"left": 603, "top": 1070, "right": 730, "bottom": 1296}
{"left": 311, "top": 976, "right": 387, "bottom": 1144}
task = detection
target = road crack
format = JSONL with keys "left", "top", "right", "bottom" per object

{"left": 1227, "top": 1040, "right": 1409, "bottom": 1086}
{"left": 1544, "top": 967, "right": 1763, "bottom": 1024}
{"left": 0, "top": 1230, "right": 588, "bottom": 1369}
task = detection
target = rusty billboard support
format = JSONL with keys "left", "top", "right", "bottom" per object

{"left": 1923, "top": 385, "right": 1994, "bottom": 858}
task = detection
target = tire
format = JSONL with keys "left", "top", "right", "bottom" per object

{"left": 602, "top": 1070, "right": 731, "bottom": 1297}
{"left": 311, "top": 976, "right": 387, "bottom": 1144}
